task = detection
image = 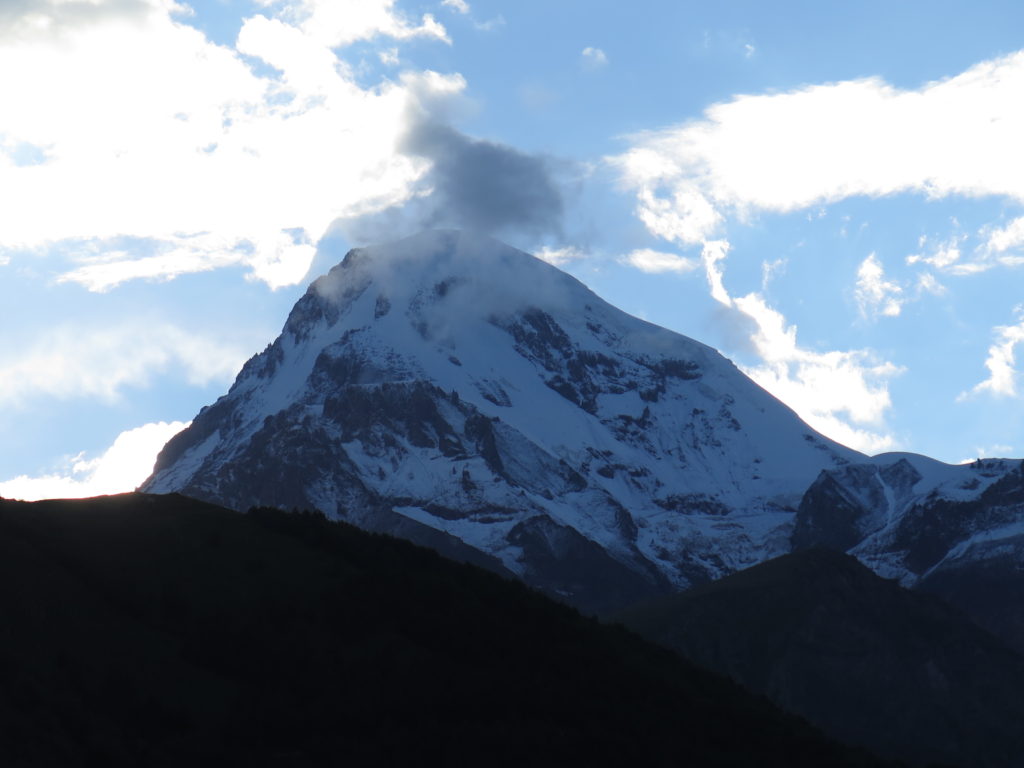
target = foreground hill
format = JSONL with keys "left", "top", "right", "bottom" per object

{"left": 0, "top": 493, "right": 886, "bottom": 767}
{"left": 621, "top": 549, "right": 1024, "bottom": 768}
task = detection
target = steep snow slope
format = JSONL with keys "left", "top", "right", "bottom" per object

{"left": 144, "top": 230, "right": 862, "bottom": 611}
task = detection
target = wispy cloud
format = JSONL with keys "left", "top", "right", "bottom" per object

{"left": 535, "top": 245, "right": 586, "bottom": 266}
{"left": 981, "top": 216, "right": 1024, "bottom": 262}
{"left": 702, "top": 242, "right": 900, "bottom": 454}
{"left": 621, "top": 248, "right": 699, "bottom": 274}
{"left": 581, "top": 46, "right": 608, "bottom": 71}
{"left": 960, "top": 308, "right": 1024, "bottom": 400}
{"left": 0, "top": 420, "right": 188, "bottom": 501}
{"left": 855, "top": 252, "right": 903, "bottom": 319}
{"left": 0, "top": 324, "right": 247, "bottom": 406}
{"left": 441, "top": 0, "right": 470, "bottom": 14}
{"left": 906, "top": 234, "right": 968, "bottom": 272}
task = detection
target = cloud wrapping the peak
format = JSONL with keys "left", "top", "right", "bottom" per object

{"left": 367, "top": 115, "right": 565, "bottom": 240}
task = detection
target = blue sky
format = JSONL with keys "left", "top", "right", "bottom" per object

{"left": 2, "top": 0, "right": 1024, "bottom": 498}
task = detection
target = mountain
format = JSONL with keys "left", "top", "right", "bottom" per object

{"left": 0, "top": 493, "right": 890, "bottom": 767}
{"left": 143, "top": 230, "right": 863, "bottom": 614}
{"left": 620, "top": 548, "right": 1024, "bottom": 768}
{"left": 793, "top": 453, "right": 1024, "bottom": 653}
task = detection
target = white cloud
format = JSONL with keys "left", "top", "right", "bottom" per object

{"left": 0, "top": 0, "right": 460, "bottom": 289}
{"left": 535, "top": 245, "right": 586, "bottom": 267}
{"left": 442, "top": 0, "right": 470, "bottom": 14}
{"left": 744, "top": 43, "right": 755, "bottom": 58}
{"left": 581, "top": 46, "right": 608, "bottom": 71}
{"left": 0, "top": 420, "right": 188, "bottom": 501}
{"left": 761, "top": 257, "right": 786, "bottom": 289}
{"left": 903, "top": 232, "right": 1005, "bottom": 276}
{"left": 621, "top": 248, "right": 699, "bottom": 274}
{"left": 900, "top": 224, "right": 1024, "bottom": 277}
{"left": 960, "top": 309, "right": 1024, "bottom": 399}
{"left": 278, "top": 0, "right": 449, "bottom": 48}
{"left": 855, "top": 252, "right": 903, "bottom": 318}
{"left": 915, "top": 271, "right": 947, "bottom": 297}
{"left": 57, "top": 230, "right": 317, "bottom": 292}
{"left": 0, "top": 324, "right": 248, "bottom": 406}
{"left": 983, "top": 216, "right": 1024, "bottom": 255}
{"left": 613, "top": 50, "right": 1024, "bottom": 245}
{"left": 702, "top": 241, "right": 900, "bottom": 454}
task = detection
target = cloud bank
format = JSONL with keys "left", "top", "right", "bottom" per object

{"left": 614, "top": 50, "right": 1024, "bottom": 245}
{"left": 0, "top": 0, "right": 461, "bottom": 290}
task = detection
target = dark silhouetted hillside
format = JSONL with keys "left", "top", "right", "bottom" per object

{"left": 620, "top": 548, "right": 1024, "bottom": 767}
{"left": 0, "top": 493, "right": 888, "bottom": 767}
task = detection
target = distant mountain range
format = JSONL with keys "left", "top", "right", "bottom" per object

{"left": 142, "top": 230, "right": 1024, "bottom": 652}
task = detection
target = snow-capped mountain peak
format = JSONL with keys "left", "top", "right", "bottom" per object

{"left": 145, "top": 230, "right": 867, "bottom": 612}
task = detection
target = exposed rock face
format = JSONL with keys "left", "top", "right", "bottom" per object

{"left": 143, "top": 230, "right": 860, "bottom": 614}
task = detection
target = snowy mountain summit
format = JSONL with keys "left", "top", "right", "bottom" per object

{"left": 143, "top": 231, "right": 1023, "bottom": 617}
